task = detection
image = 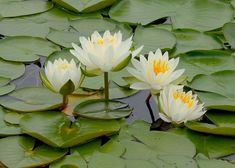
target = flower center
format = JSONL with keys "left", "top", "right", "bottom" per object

{"left": 96, "top": 38, "right": 104, "bottom": 45}
{"left": 58, "top": 63, "right": 71, "bottom": 70}
{"left": 173, "top": 91, "right": 195, "bottom": 108}
{"left": 153, "top": 60, "right": 170, "bottom": 74}
{"left": 109, "top": 36, "right": 116, "bottom": 44}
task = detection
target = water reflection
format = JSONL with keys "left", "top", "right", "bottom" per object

{"left": 122, "top": 91, "right": 159, "bottom": 123}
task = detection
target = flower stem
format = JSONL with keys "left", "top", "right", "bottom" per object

{"left": 145, "top": 93, "right": 155, "bottom": 123}
{"left": 61, "top": 95, "right": 68, "bottom": 109}
{"left": 104, "top": 72, "right": 109, "bottom": 100}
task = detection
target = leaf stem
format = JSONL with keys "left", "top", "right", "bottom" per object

{"left": 104, "top": 72, "right": 109, "bottom": 100}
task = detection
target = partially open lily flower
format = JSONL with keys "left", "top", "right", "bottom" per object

{"left": 158, "top": 85, "right": 206, "bottom": 125}
{"left": 127, "top": 49, "right": 185, "bottom": 93}
{"left": 45, "top": 58, "right": 81, "bottom": 92}
{"left": 70, "top": 30, "right": 143, "bottom": 74}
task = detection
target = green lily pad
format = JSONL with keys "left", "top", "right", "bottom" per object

{"left": 0, "top": 36, "right": 60, "bottom": 62}
{"left": 71, "top": 139, "right": 101, "bottom": 161}
{"left": 50, "top": 152, "right": 87, "bottom": 168}
{"left": 196, "top": 91, "right": 235, "bottom": 112}
{"left": 0, "top": 87, "right": 62, "bottom": 112}
{"left": 0, "top": 0, "right": 53, "bottom": 18}
{"left": 88, "top": 152, "right": 126, "bottom": 168}
{"left": 46, "top": 29, "right": 81, "bottom": 48}
{"left": 0, "top": 7, "right": 101, "bottom": 38}
{"left": 172, "top": 30, "right": 222, "bottom": 56}
{"left": 71, "top": 18, "right": 132, "bottom": 39}
{"left": 189, "top": 70, "right": 235, "bottom": 98}
{"left": 20, "top": 112, "right": 120, "bottom": 148}
{"left": 4, "top": 111, "right": 23, "bottom": 125}
{"left": 170, "top": 128, "right": 235, "bottom": 158}
{"left": 133, "top": 26, "right": 176, "bottom": 54}
{"left": 0, "top": 84, "right": 15, "bottom": 96}
{"left": 0, "top": 136, "right": 67, "bottom": 168}
{"left": 196, "top": 154, "right": 235, "bottom": 168}
{"left": 53, "top": 0, "right": 116, "bottom": 13}
{"left": 178, "top": 50, "right": 235, "bottom": 82}
{"left": 109, "top": 0, "right": 233, "bottom": 31}
{"left": 185, "top": 121, "right": 235, "bottom": 137}
{"left": 223, "top": 22, "right": 235, "bottom": 49}
{"left": 185, "top": 111, "right": 235, "bottom": 137}
{"left": 134, "top": 131, "right": 196, "bottom": 157}
{"left": 0, "top": 77, "right": 10, "bottom": 87}
{"left": 0, "top": 59, "right": 25, "bottom": 80}
{"left": 0, "top": 107, "right": 21, "bottom": 136}
{"left": 100, "top": 139, "right": 126, "bottom": 157}
{"left": 74, "top": 99, "right": 132, "bottom": 119}
{"left": 125, "top": 160, "right": 156, "bottom": 168}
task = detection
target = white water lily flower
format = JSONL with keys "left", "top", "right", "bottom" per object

{"left": 159, "top": 85, "right": 206, "bottom": 124}
{"left": 70, "top": 30, "right": 143, "bottom": 73}
{"left": 45, "top": 58, "right": 81, "bottom": 92}
{"left": 127, "top": 49, "right": 185, "bottom": 92}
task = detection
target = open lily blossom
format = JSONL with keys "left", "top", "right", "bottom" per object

{"left": 158, "top": 85, "right": 206, "bottom": 125}
{"left": 127, "top": 49, "right": 185, "bottom": 92}
{"left": 45, "top": 58, "right": 81, "bottom": 92}
{"left": 70, "top": 30, "right": 143, "bottom": 73}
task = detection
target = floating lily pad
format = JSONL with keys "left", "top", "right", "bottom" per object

{"left": 71, "top": 139, "right": 101, "bottom": 161}
{"left": 169, "top": 128, "right": 235, "bottom": 158}
{"left": 196, "top": 154, "right": 235, "bottom": 168}
{"left": 74, "top": 99, "right": 132, "bottom": 119}
{"left": 196, "top": 91, "right": 235, "bottom": 112}
{"left": 0, "top": 0, "right": 53, "bottom": 18}
{"left": 88, "top": 152, "right": 125, "bottom": 168}
{"left": 71, "top": 18, "right": 132, "bottom": 39}
{"left": 172, "top": 30, "right": 222, "bottom": 56}
{"left": 50, "top": 152, "right": 87, "bottom": 168}
{"left": 134, "top": 131, "right": 196, "bottom": 157}
{"left": 4, "top": 111, "right": 23, "bottom": 125}
{"left": 133, "top": 26, "right": 176, "bottom": 54}
{"left": 0, "top": 59, "right": 25, "bottom": 80}
{"left": 46, "top": 29, "right": 81, "bottom": 48}
{"left": 0, "top": 84, "right": 15, "bottom": 96}
{"left": 0, "top": 136, "right": 67, "bottom": 168}
{"left": 185, "top": 121, "right": 235, "bottom": 137}
{"left": 0, "top": 37, "right": 60, "bottom": 62}
{"left": 0, "top": 87, "right": 62, "bottom": 112}
{"left": 178, "top": 50, "right": 235, "bottom": 82}
{"left": 0, "top": 107, "right": 21, "bottom": 136}
{"left": 0, "top": 77, "right": 10, "bottom": 87}
{"left": 223, "top": 22, "right": 235, "bottom": 49}
{"left": 109, "top": 0, "right": 233, "bottom": 31}
{"left": 53, "top": 0, "right": 116, "bottom": 13}
{"left": 20, "top": 112, "right": 120, "bottom": 148}
{"left": 190, "top": 70, "right": 235, "bottom": 98}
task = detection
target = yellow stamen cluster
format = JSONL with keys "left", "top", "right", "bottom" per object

{"left": 109, "top": 36, "right": 116, "bottom": 44}
{"left": 173, "top": 91, "right": 195, "bottom": 108}
{"left": 153, "top": 59, "right": 170, "bottom": 74}
{"left": 96, "top": 38, "right": 104, "bottom": 45}
{"left": 58, "top": 63, "right": 71, "bottom": 70}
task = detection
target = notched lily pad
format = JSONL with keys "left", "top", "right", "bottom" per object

{"left": 0, "top": 107, "right": 21, "bottom": 136}
{"left": 0, "top": 136, "right": 67, "bottom": 168}
{"left": 0, "top": 0, "right": 53, "bottom": 18}
{"left": 20, "top": 112, "right": 120, "bottom": 148}
{"left": 0, "top": 36, "right": 60, "bottom": 62}
{"left": 74, "top": 99, "right": 133, "bottom": 119}
{"left": 0, "top": 87, "right": 62, "bottom": 112}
